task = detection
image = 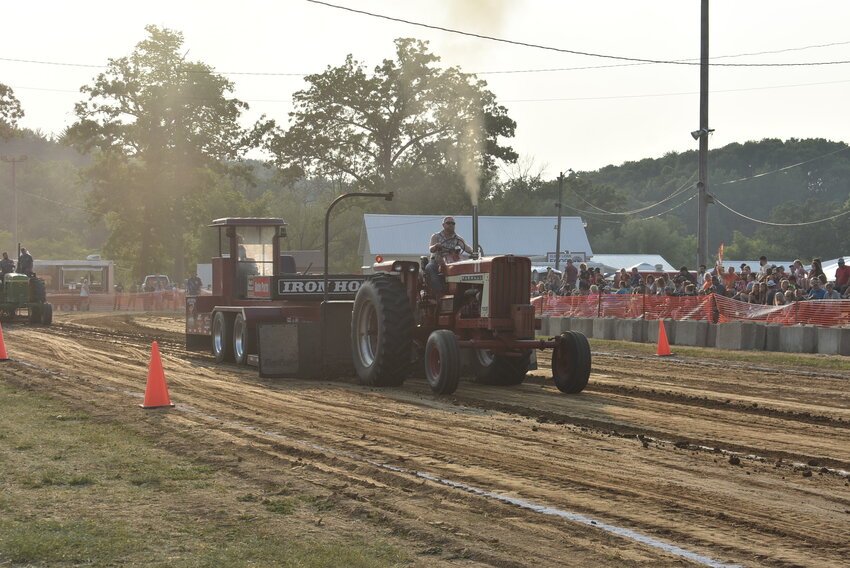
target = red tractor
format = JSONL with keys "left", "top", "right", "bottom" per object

{"left": 187, "top": 212, "right": 590, "bottom": 396}
{"left": 351, "top": 253, "right": 591, "bottom": 395}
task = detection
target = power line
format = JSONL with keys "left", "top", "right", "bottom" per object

{"left": 478, "top": 40, "right": 850, "bottom": 74}
{"left": 713, "top": 196, "right": 850, "bottom": 226}
{"left": 305, "top": 0, "right": 850, "bottom": 67}
{"left": 2, "top": 0, "right": 850, "bottom": 84}
{"left": 716, "top": 145, "right": 850, "bottom": 186}
{"left": 11, "top": 75, "right": 850, "bottom": 105}
{"left": 501, "top": 78, "right": 850, "bottom": 104}
{"left": 16, "top": 188, "right": 89, "bottom": 213}
{"left": 572, "top": 171, "right": 698, "bottom": 216}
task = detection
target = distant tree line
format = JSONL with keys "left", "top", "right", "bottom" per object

{"left": 1, "top": 26, "right": 848, "bottom": 282}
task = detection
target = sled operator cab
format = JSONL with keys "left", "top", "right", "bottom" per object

{"left": 186, "top": 217, "right": 364, "bottom": 373}
{"left": 208, "top": 217, "right": 286, "bottom": 301}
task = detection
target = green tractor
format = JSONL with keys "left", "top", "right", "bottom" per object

{"left": 0, "top": 273, "right": 53, "bottom": 325}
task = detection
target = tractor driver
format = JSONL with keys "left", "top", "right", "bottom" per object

{"left": 424, "top": 216, "right": 474, "bottom": 293}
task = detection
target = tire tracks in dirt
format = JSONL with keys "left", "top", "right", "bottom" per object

{"left": 4, "top": 314, "right": 849, "bottom": 567}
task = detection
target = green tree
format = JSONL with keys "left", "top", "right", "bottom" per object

{"left": 64, "top": 25, "right": 264, "bottom": 280}
{"left": 0, "top": 83, "right": 24, "bottom": 140}
{"left": 593, "top": 217, "right": 697, "bottom": 268}
{"left": 722, "top": 230, "right": 769, "bottom": 262}
{"left": 266, "top": 38, "right": 517, "bottom": 212}
{"left": 751, "top": 197, "right": 850, "bottom": 262}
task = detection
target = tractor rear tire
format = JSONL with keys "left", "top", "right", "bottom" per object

{"left": 40, "top": 303, "right": 53, "bottom": 325}
{"left": 232, "top": 313, "right": 249, "bottom": 366}
{"left": 28, "top": 305, "right": 41, "bottom": 324}
{"left": 471, "top": 349, "right": 531, "bottom": 386}
{"left": 351, "top": 274, "right": 413, "bottom": 387}
{"left": 552, "top": 331, "right": 591, "bottom": 394}
{"left": 212, "top": 311, "right": 234, "bottom": 363}
{"left": 30, "top": 278, "right": 46, "bottom": 303}
{"left": 425, "top": 330, "right": 461, "bottom": 395}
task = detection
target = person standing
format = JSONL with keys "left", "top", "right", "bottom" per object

{"left": 186, "top": 273, "right": 203, "bottom": 296}
{"left": 834, "top": 258, "right": 850, "bottom": 294}
{"left": 127, "top": 282, "right": 139, "bottom": 310}
{"left": 17, "top": 247, "right": 33, "bottom": 277}
{"left": 563, "top": 258, "right": 578, "bottom": 289}
{"left": 757, "top": 256, "right": 770, "bottom": 279}
{"left": 79, "top": 278, "right": 91, "bottom": 311}
{"left": 0, "top": 252, "right": 14, "bottom": 279}
{"left": 543, "top": 267, "right": 560, "bottom": 293}
{"left": 113, "top": 282, "right": 124, "bottom": 310}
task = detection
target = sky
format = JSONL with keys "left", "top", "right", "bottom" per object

{"left": 3, "top": 0, "right": 850, "bottom": 177}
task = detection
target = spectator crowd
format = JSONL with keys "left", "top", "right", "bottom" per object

{"left": 534, "top": 255, "right": 850, "bottom": 305}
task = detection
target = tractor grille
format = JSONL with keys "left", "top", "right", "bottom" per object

{"left": 489, "top": 256, "right": 531, "bottom": 319}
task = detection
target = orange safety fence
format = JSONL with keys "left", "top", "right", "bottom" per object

{"left": 533, "top": 293, "right": 850, "bottom": 328}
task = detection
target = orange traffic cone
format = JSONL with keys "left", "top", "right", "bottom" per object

{"left": 0, "top": 322, "right": 8, "bottom": 361}
{"left": 140, "top": 341, "right": 175, "bottom": 409}
{"left": 656, "top": 320, "right": 673, "bottom": 356}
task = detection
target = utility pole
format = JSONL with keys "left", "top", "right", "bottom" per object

{"left": 696, "top": 0, "right": 710, "bottom": 268}
{"left": 555, "top": 171, "right": 564, "bottom": 271}
{"left": 1, "top": 154, "right": 27, "bottom": 254}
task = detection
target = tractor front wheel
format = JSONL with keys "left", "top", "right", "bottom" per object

{"left": 552, "top": 331, "right": 591, "bottom": 393}
{"left": 425, "top": 330, "right": 461, "bottom": 395}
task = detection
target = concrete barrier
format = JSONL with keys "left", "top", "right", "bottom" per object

{"left": 779, "top": 324, "right": 818, "bottom": 353}
{"left": 705, "top": 320, "right": 717, "bottom": 348}
{"left": 549, "top": 316, "right": 570, "bottom": 335}
{"left": 592, "top": 317, "right": 616, "bottom": 340}
{"left": 646, "top": 319, "right": 676, "bottom": 345}
{"left": 615, "top": 318, "right": 646, "bottom": 342}
{"left": 715, "top": 321, "right": 766, "bottom": 351}
{"left": 675, "top": 319, "right": 709, "bottom": 347}
{"left": 571, "top": 317, "right": 594, "bottom": 337}
{"left": 817, "top": 327, "right": 850, "bottom": 355}
{"left": 545, "top": 315, "right": 849, "bottom": 356}
{"left": 538, "top": 316, "right": 550, "bottom": 337}
{"left": 763, "top": 323, "right": 781, "bottom": 351}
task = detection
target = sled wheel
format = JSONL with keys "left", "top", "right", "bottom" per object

{"left": 232, "top": 313, "right": 249, "bottom": 365}
{"left": 212, "top": 311, "right": 234, "bottom": 363}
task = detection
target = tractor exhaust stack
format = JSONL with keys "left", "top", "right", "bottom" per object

{"left": 472, "top": 205, "right": 479, "bottom": 257}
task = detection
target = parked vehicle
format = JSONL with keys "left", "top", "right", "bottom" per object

{"left": 0, "top": 273, "right": 53, "bottom": 324}
{"left": 143, "top": 274, "right": 171, "bottom": 291}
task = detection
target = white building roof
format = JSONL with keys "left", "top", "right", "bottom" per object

{"left": 359, "top": 214, "right": 592, "bottom": 258}
{"left": 589, "top": 254, "right": 676, "bottom": 273}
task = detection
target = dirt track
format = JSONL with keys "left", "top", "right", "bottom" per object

{"left": 2, "top": 312, "right": 849, "bottom": 567}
